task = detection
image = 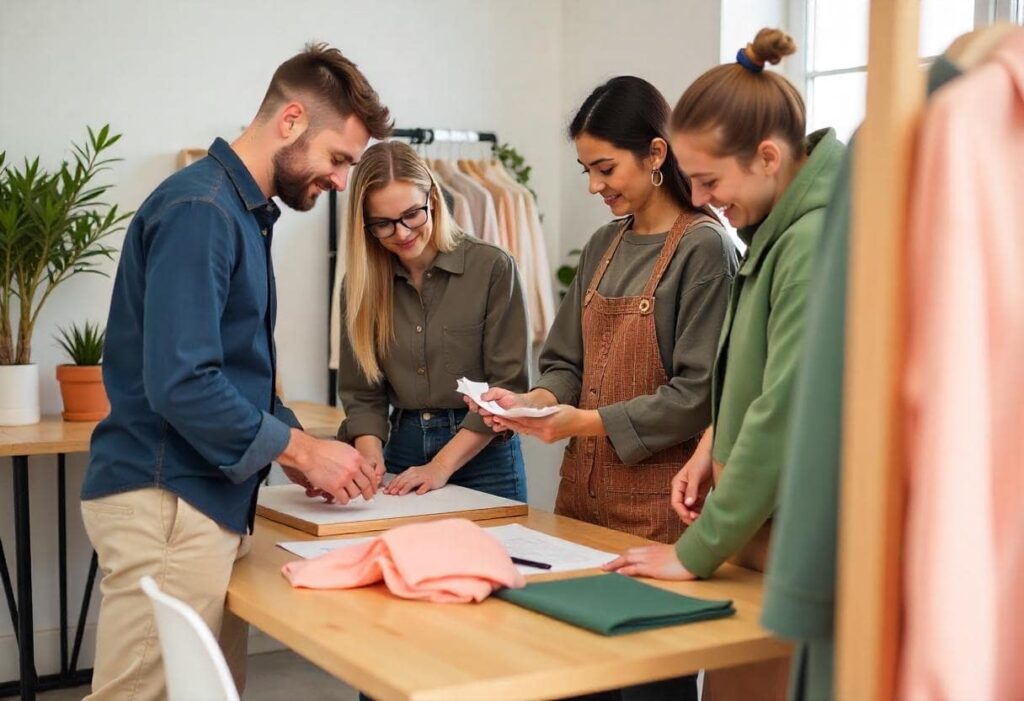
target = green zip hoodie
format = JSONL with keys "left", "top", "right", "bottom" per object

{"left": 675, "top": 128, "right": 846, "bottom": 577}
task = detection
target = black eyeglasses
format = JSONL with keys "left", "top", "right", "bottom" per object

{"left": 364, "top": 199, "right": 430, "bottom": 239}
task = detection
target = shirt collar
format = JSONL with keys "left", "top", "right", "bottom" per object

{"left": 392, "top": 239, "right": 467, "bottom": 279}
{"left": 207, "top": 137, "right": 280, "bottom": 226}
{"left": 433, "top": 242, "right": 466, "bottom": 275}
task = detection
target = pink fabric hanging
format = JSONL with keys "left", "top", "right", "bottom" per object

{"left": 901, "top": 29, "right": 1024, "bottom": 701}
{"left": 282, "top": 518, "right": 525, "bottom": 603}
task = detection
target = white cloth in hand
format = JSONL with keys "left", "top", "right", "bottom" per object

{"left": 456, "top": 378, "right": 559, "bottom": 418}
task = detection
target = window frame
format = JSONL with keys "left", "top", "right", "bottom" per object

{"left": 790, "top": 0, "right": 1019, "bottom": 132}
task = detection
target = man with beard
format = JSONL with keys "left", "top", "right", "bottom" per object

{"left": 80, "top": 43, "right": 392, "bottom": 700}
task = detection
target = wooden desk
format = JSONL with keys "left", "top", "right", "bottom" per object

{"left": 0, "top": 402, "right": 343, "bottom": 458}
{"left": 0, "top": 401, "right": 344, "bottom": 700}
{"left": 228, "top": 512, "right": 790, "bottom": 701}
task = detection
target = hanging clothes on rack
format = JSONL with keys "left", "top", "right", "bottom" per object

{"left": 900, "top": 27, "right": 1024, "bottom": 701}
{"left": 763, "top": 27, "right": 1024, "bottom": 700}
{"left": 433, "top": 158, "right": 500, "bottom": 244}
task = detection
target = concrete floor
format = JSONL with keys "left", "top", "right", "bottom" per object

{"left": 38, "top": 649, "right": 358, "bottom": 701}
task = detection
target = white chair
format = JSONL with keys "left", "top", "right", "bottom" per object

{"left": 139, "top": 576, "right": 240, "bottom": 701}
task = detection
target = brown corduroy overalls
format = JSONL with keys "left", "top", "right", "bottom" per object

{"left": 554, "top": 212, "right": 709, "bottom": 544}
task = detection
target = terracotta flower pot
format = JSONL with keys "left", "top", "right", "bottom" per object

{"left": 55, "top": 365, "right": 109, "bottom": 422}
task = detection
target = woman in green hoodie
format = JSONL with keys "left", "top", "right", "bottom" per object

{"left": 604, "top": 27, "right": 845, "bottom": 584}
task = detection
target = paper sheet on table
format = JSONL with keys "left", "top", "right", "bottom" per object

{"left": 456, "top": 378, "right": 559, "bottom": 418}
{"left": 277, "top": 523, "right": 616, "bottom": 575}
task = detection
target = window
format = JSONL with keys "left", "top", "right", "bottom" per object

{"left": 794, "top": 0, "right": 1023, "bottom": 142}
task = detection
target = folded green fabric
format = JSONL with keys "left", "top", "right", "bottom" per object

{"left": 495, "top": 573, "right": 735, "bottom": 636}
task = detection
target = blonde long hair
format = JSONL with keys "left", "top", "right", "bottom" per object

{"left": 344, "top": 141, "right": 463, "bottom": 382}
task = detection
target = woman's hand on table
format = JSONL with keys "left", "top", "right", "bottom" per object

{"left": 601, "top": 544, "right": 698, "bottom": 581}
{"left": 385, "top": 458, "right": 456, "bottom": 496}
{"left": 354, "top": 435, "right": 387, "bottom": 491}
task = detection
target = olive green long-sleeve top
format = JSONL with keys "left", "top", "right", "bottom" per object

{"left": 535, "top": 219, "right": 738, "bottom": 464}
{"left": 337, "top": 235, "right": 530, "bottom": 443}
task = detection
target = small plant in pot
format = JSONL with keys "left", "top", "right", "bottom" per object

{"left": 0, "top": 125, "right": 128, "bottom": 425}
{"left": 54, "top": 321, "right": 109, "bottom": 421}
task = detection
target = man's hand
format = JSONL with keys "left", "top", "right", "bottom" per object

{"left": 281, "top": 465, "right": 335, "bottom": 502}
{"left": 278, "top": 430, "right": 377, "bottom": 505}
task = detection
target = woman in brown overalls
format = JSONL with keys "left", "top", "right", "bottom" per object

{"left": 467, "top": 76, "right": 738, "bottom": 701}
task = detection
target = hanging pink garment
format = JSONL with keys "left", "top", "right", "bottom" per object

{"left": 281, "top": 518, "right": 525, "bottom": 603}
{"left": 901, "top": 29, "right": 1024, "bottom": 701}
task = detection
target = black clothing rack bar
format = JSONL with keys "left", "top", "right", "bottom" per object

{"left": 326, "top": 128, "right": 498, "bottom": 405}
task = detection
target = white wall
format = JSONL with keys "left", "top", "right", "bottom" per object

{"left": 557, "top": 0, "right": 723, "bottom": 254}
{"left": 0, "top": 0, "right": 728, "bottom": 681}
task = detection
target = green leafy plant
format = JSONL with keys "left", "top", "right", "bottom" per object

{"left": 0, "top": 125, "right": 130, "bottom": 365}
{"left": 556, "top": 249, "right": 582, "bottom": 299}
{"left": 55, "top": 321, "right": 105, "bottom": 366}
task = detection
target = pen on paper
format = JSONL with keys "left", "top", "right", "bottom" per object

{"left": 510, "top": 555, "right": 552, "bottom": 570}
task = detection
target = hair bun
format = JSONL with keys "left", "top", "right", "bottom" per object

{"left": 749, "top": 28, "right": 797, "bottom": 66}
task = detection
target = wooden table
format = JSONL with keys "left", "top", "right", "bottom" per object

{"left": 0, "top": 401, "right": 344, "bottom": 700}
{"left": 228, "top": 512, "right": 790, "bottom": 701}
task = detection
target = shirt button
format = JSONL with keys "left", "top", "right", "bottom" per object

{"left": 415, "top": 325, "right": 423, "bottom": 333}
{"left": 422, "top": 412, "right": 433, "bottom": 421}
{"left": 416, "top": 367, "right": 425, "bottom": 375}
{"left": 426, "top": 271, "right": 432, "bottom": 278}
{"left": 260, "top": 228, "right": 267, "bottom": 237}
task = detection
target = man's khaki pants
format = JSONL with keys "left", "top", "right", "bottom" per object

{"left": 81, "top": 488, "right": 251, "bottom": 700}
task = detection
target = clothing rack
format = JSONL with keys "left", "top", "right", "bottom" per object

{"left": 326, "top": 128, "right": 499, "bottom": 405}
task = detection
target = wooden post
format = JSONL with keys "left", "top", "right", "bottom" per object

{"left": 836, "top": 0, "right": 923, "bottom": 699}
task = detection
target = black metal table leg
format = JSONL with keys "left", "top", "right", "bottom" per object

{"left": 12, "top": 455, "right": 35, "bottom": 701}
{"left": 0, "top": 538, "right": 17, "bottom": 641}
{"left": 0, "top": 452, "right": 95, "bottom": 699}
{"left": 69, "top": 550, "right": 98, "bottom": 676}
{"left": 57, "top": 454, "right": 68, "bottom": 676}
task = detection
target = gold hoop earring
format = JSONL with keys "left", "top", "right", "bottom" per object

{"left": 651, "top": 168, "right": 664, "bottom": 187}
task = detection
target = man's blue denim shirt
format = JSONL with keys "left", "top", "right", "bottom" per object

{"left": 83, "top": 138, "right": 301, "bottom": 534}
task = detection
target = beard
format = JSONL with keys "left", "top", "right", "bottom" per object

{"left": 272, "top": 133, "right": 319, "bottom": 212}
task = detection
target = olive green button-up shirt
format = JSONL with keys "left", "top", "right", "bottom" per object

{"left": 336, "top": 235, "right": 530, "bottom": 443}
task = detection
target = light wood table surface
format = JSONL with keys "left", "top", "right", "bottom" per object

{"left": 0, "top": 417, "right": 97, "bottom": 457}
{"left": 228, "top": 512, "right": 790, "bottom": 701}
{"left": 0, "top": 401, "right": 343, "bottom": 458}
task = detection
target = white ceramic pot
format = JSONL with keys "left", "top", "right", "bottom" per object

{"left": 0, "top": 364, "right": 41, "bottom": 426}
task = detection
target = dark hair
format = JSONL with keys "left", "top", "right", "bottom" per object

{"left": 670, "top": 28, "right": 805, "bottom": 162}
{"left": 569, "top": 76, "right": 708, "bottom": 217}
{"left": 258, "top": 42, "right": 393, "bottom": 139}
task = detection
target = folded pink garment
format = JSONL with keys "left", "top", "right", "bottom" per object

{"left": 281, "top": 518, "right": 526, "bottom": 603}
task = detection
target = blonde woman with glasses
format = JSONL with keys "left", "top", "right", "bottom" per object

{"left": 336, "top": 140, "right": 529, "bottom": 500}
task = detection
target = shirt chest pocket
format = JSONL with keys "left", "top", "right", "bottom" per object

{"left": 442, "top": 322, "right": 485, "bottom": 376}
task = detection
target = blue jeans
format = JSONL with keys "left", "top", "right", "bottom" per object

{"left": 384, "top": 408, "right": 527, "bottom": 502}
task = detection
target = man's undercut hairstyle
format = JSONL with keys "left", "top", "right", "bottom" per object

{"left": 258, "top": 42, "right": 393, "bottom": 139}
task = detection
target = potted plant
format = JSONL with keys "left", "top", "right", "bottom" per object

{"left": 0, "top": 125, "right": 128, "bottom": 425}
{"left": 54, "top": 321, "right": 108, "bottom": 421}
